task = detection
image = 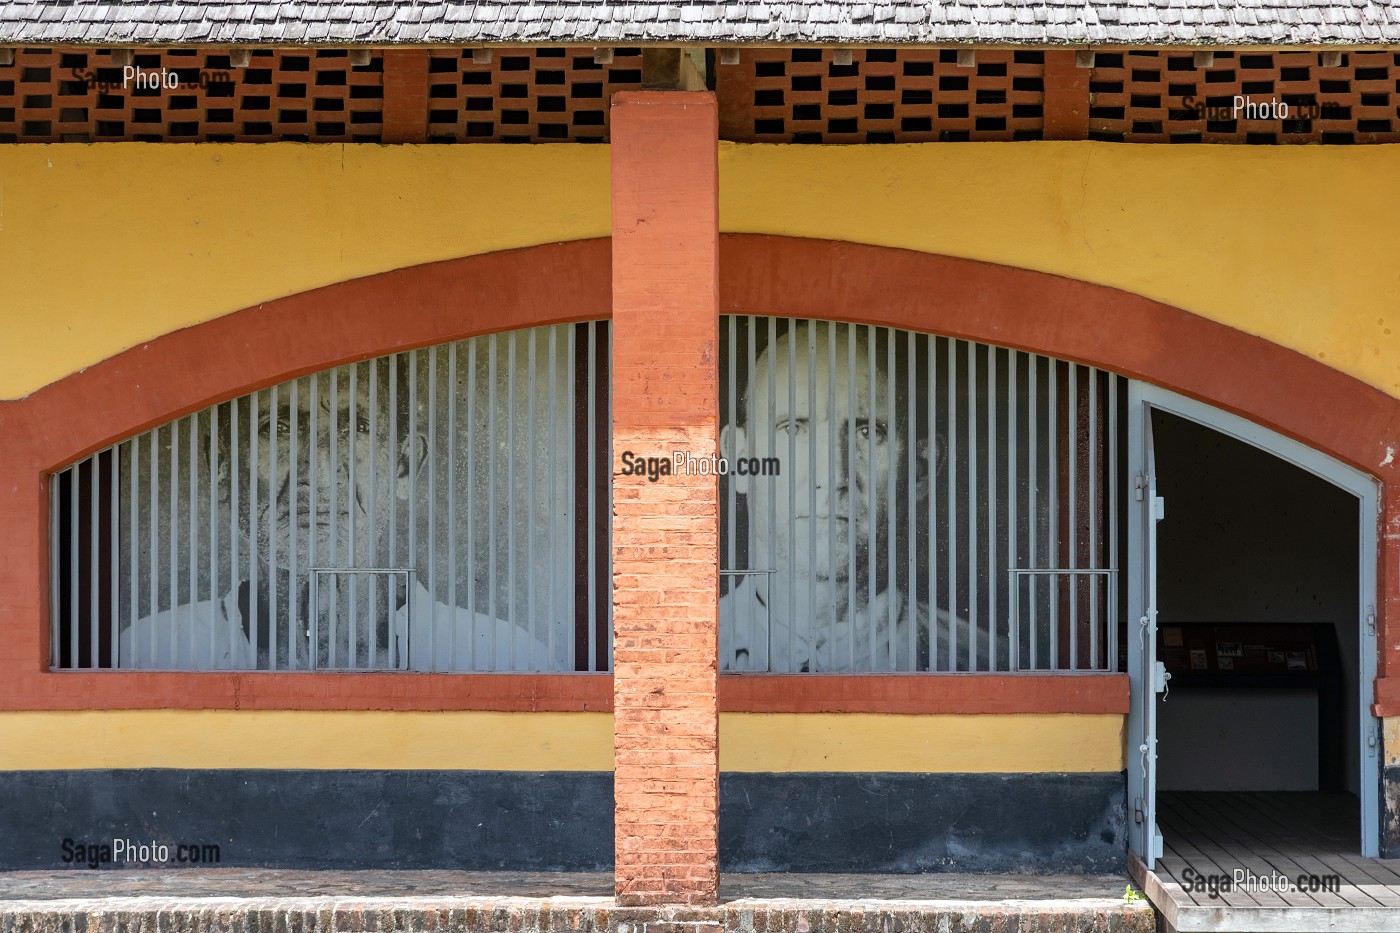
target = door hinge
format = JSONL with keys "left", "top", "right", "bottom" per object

{"left": 1367, "top": 605, "right": 1377, "bottom": 637}
{"left": 1134, "top": 473, "right": 1146, "bottom": 501}
{"left": 1134, "top": 797, "right": 1145, "bottom": 824}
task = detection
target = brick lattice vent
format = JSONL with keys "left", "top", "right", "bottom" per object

{"left": 2, "top": 46, "right": 1398, "bottom": 144}
{"left": 425, "top": 47, "right": 645, "bottom": 142}
{"left": 0, "top": 47, "right": 385, "bottom": 143}
{"left": 1088, "top": 49, "right": 1400, "bottom": 143}
{"left": 719, "top": 47, "right": 1046, "bottom": 142}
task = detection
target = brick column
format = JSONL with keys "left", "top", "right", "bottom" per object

{"left": 1043, "top": 50, "right": 1090, "bottom": 140}
{"left": 382, "top": 50, "right": 429, "bottom": 144}
{"left": 610, "top": 90, "right": 720, "bottom": 907}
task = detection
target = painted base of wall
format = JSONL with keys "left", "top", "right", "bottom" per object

{"left": 0, "top": 770, "right": 615, "bottom": 871}
{"left": 0, "top": 770, "right": 1126, "bottom": 873}
{"left": 721, "top": 772, "right": 1128, "bottom": 874}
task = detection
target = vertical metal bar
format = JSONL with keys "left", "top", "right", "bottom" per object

{"left": 807, "top": 322, "right": 818, "bottom": 668}
{"left": 170, "top": 419, "right": 180, "bottom": 667}
{"left": 750, "top": 315, "right": 761, "bottom": 667}
{"left": 288, "top": 380, "right": 299, "bottom": 669}
{"left": 733, "top": 312, "right": 744, "bottom": 591}
{"left": 267, "top": 385, "right": 277, "bottom": 670}
{"left": 448, "top": 342, "right": 460, "bottom": 670}
{"left": 68, "top": 466, "right": 78, "bottom": 669}
{"left": 48, "top": 472, "right": 59, "bottom": 668}
{"left": 1048, "top": 358, "right": 1058, "bottom": 670}
{"left": 927, "top": 337, "right": 937, "bottom": 670}
{"left": 247, "top": 393, "right": 257, "bottom": 668}
{"left": 584, "top": 324, "right": 597, "bottom": 673}
{"left": 1088, "top": 367, "right": 1099, "bottom": 668}
{"left": 545, "top": 329, "right": 556, "bottom": 669}
{"left": 407, "top": 353, "right": 419, "bottom": 665}
{"left": 1027, "top": 355, "right": 1037, "bottom": 670}
{"left": 129, "top": 439, "right": 140, "bottom": 668}
{"left": 946, "top": 337, "right": 958, "bottom": 670}
{"left": 365, "top": 368, "right": 377, "bottom": 669}
{"left": 1008, "top": 351, "right": 1018, "bottom": 672}
{"left": 348, "top": 365, "right": 359, "bottom": 667}
{"left": 428, "top": 350, "right": 440, "bottom": 671}
{"left": 207, "top": 409, "right": 219, "bottom": 667}
{"left": 148, "top": 427, "right": 161, "bottom": 666}
{"left": 906, "top": 332, "right": 917, "bottom": 670}
{"left": 489, "top": 333, "right": 500, "bottom": 668}
{"left": 829, "top": 321, "right": 839, "bottom": 670}
{"left": 226, "top": 412, "right": 237, "bottom": 668}
{"left": 987, "top": 348, "right": 997, "bottom": 672}
{"left": 109, "top": 446, "right": 120, "bottom": 670}
{"left": 505, "top": 332, "right": 516, "bottom": 671}
{"left": 885, "top": 329, "right": 896, "bottom": 669}
{"left": 90, "top": 451, "right": 100, "bottom": 668}
{"left": 1109, "top": 372, "right": 1119, "bottom": 671}
{"left": 188, "top": 416, "right": 198, "bottom": 669}
{"left": 846, "top": 322, "right": 856, "bottom": 672}
{"left": 788, "top": 320, "right": 797, "bottom": 672}
{"left": 605, "top": 322, "right": 615, "bottom": 672}
{"left": 526, "top": 330, "right": 537, "bottom": 670}
{"left": 1069, "top": 363, "right": 1077, "bottom": 671}
{"left": 327, "top": 372, "right": 338, "bottom": 668}
{"left": 559, "top": 327, "right": 570, "bottom": 670}
{"left": 467, "top": 340, "right": 478, "bottom": 669}
{"left": 967, "top": 342, "right": 978, "bottom": 672}
{"left": 768, "top": 316, "right": 779, "bottom": 672}
{"left": 307, "top": 378, "right": 318, "bottom": 669}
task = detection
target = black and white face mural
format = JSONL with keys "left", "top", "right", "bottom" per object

{"left": 718, "top": 317, "right": 1124, "bottom": 674}
{"left": 51, "top": 323, "right": 611, "bottom": 673}
{"left": 53, "top": 317, "right": 1122, "bottom": 676}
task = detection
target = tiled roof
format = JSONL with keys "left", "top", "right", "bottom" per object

{"left": 1, "top": 0, "right": 1397, "bottom": 46}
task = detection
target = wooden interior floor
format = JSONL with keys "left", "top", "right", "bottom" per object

{"left": 1131, "top": 791, "right": 1400, "bottom": 932}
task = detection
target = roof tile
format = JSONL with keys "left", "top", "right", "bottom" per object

{"left": 0, "top": 0, "right": 1395, "bottom": 45}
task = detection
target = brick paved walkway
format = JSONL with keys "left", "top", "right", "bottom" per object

{"left": 0, "top": 869, "right": 1154, "bottom": 932}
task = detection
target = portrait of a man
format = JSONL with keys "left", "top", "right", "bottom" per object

{"left": 118, "top": 354, "right": 565, "bottom": 672}
{"left": 718, "top": 319, "right": 1007, "bottom": 673}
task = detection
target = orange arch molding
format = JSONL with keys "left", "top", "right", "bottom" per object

{"left": 2, "top": 235, "right": 1398, "bottom": 715}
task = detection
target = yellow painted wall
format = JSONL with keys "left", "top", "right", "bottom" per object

{"left": 1387, "top": 716, "right": 1400, "bottom": 767}
{"left": 0, "top": 144, "right": 612, "bottom": 400}
{"left": 0, "top": 710, "right": 1125, "bottom": 772}
{"left": 2, "top": 142, "right": 1400, "bottom": 401}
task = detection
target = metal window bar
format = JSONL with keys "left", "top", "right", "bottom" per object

{"left": 717, "top": 316, "right": 1123, "bottom": 674}
{"left": 50, "top": 324, "right": 603, "bottom": 673}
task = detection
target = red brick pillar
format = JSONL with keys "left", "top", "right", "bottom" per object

{"left": 610, "top": 90, "right": 720, "bottom": 907}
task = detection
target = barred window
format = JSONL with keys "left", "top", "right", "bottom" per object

{"left": 718, "top": 317, "right": 1125, "bottom": 673}
{"left": 51, "top": 323, "right": 612, "bottom": 672}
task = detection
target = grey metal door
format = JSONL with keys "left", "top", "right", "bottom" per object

{"left": 1127, "top": 392, "right": 1167, "bottom": 867}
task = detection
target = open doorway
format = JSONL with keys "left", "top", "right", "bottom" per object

{"left": 1127, "top": 386, "right": 1380, "bottom": 869}
{"left": 1152, "top": 408, "right": 1363, "bottom": 853}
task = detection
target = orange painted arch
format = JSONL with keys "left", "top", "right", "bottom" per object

{"left": 1, "top": 235, "right": 1397, "bottom": 713}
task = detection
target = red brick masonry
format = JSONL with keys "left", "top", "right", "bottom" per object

{"left": 610, "top": 91, "right": 722, "bottom": 907}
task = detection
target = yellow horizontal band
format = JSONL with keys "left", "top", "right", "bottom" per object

{"left": 721, "top": 712, "right": 1125, "bottom": 773}
{"left": 0, "top": 710, "right": 1123, "bottom": 773}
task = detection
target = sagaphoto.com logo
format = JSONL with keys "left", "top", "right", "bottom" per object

{"left": 1178, "top": 94, "right": 1349, "bottom": 122}
{"left": 67, "top": 64, "right": 234, "bottom": 94}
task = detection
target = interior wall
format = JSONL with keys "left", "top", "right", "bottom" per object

{"left": 1153, "top": 410, "right": 1359, "bottom": 793}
